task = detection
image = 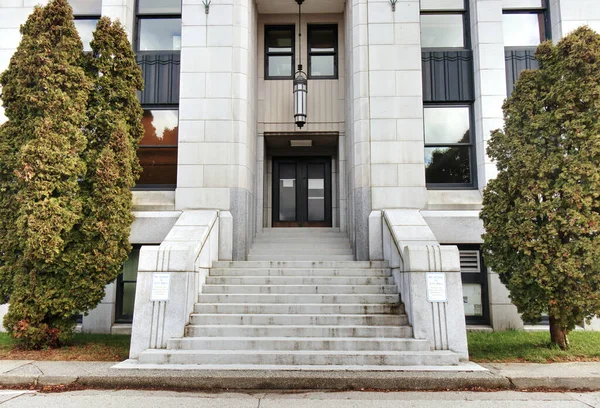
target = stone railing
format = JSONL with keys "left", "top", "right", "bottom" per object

{"left": 370, "top": 209, "right": 469, "bottom": 360}
{"left": 129, "top": 210, "right": 232, "bottom": 359}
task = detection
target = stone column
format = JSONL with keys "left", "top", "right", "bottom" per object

{"left": 177, "top": 0, "right": 258, "bottom": 260}
{"left": 469, "top": 0, "right": 505, "bottom": 190}
{"left": 367, "top": 0, "right": 426, "bottom": 210}
{"left": 346, "top": 0, "right": 373, "bottom": 260}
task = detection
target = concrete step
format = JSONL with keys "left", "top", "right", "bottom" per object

{"left": 205, "top": 276, "right": 395, "bottom": 285}
{"left": 167, "top": 337, "right": 428, "bottom": 352}
{"left": 212, "top": 261, "right": 388, "bottom": 269}
{"left": 188, "top": 313, "right": 408, "bottom": 326}
{"left": 209, "top": 268, "right": 391, "bottom": 277}
{"left": 139, "top": 349, "right": 460, "bottom": 366}
{"left": 198, "top": 294, "right": 399, "bottom": 304}
{"left": 249, "top": 248, "right": 354, "bottom": 256}
{"left": 194, "top": 303, "right": 403, "bottom": 315}
{"left": 252, "top": 237, "right": 351, "bottom": 243}
{"left": 257, "top": 228, "right": 341, "bottom": 234}
{"left": 183, "top": 325, "right": 412, "bottom": 338}
{"left": 250, "top": 242, "right": 352, "bottom": 249}
{"left": 202, "top": 285, "right": 399, "bottom": 295}
{"left": 247, "top": 254, "right": 355, "bottom": 261}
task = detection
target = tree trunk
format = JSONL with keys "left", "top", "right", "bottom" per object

{"left": 549, "top": 315, "right": 569, "bottom": 350}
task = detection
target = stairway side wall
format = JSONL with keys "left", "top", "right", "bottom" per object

{"left": 377, "top": 209, "right": 469, "bottom": 360}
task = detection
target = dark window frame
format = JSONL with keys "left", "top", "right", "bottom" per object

{"left": 458, "top": 244, "right": 490, "bottom": 326}
{"left": 135, "top": 0, "right": 182, "bottom": 54}
{"left": 307, "top": 24, "right": 339, "bottom": 80}
{"left": 420, "top": 0, "right": 471, "bottom": 51}
{"left": 502, "top": 0, "right": 552, "bottom": 45}
{"left": 424, "top": 103, "right": 477, "bottom": 189}
{"left": 134, "top": 105, "right": 179, "bottom": 191}
{"left": 264, "top": 25, "right": 296, "bottom": 80}
{"left": 115, "top": 245, "right": 143, "bottom": 324}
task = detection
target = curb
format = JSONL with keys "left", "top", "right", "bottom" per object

{"left": 0, "top": 371, "right": 509, "bottom": 391}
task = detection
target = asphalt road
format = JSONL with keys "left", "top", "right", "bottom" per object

{"left": 0, "top": 390, "right": 599, "bottom": 407}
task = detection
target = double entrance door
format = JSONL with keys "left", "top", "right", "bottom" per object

{"left": 273, "top": 157, "right": 332, "bottom": 227}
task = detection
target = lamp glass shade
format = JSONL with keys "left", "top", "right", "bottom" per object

{"left": 293, "top": 70, "right": 308, "bottom": 128}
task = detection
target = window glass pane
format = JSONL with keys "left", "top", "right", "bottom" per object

{"left": 139, "top": 0, "right": 182, "bottom": 14}
{"left": 421, "top": 0, "right": 465, "bottom": 10}
{"left": 74, "top": 19, "right": 98, "bottom": 52}
{"left": 122, "top": 247, "right": 140, "bottom": 281}
{"left": 141, "top": 110, "right": 179, "bottom": 146}
{"left": 425, "top": 146, "right": 471, "bottom": 184}
{"left": 268, "top": 56, "right": 293, "bottom": 77}
{"left": 421, "top": 14, "right": 464, "bottom": 48}
{"left": 310, "top": 27, "right": 336, "bottom": 53}
{"left": 138, "top": 148, "right": 178, "bottom": 185}
{"left": 503, "top": 13, "right": 544, "bottom": 46}
{"left": 139, "top": 110, "right": 178, "bottom": 186}
{"left": 267, "top": 28, "right": 293, "bottom": 53}
{"left": 463, "top": 283, "right": 483, "bottom": 316}
{"left": 68, "top": 0, "right": 101, "bottom": 15}
{"left": 424, "top": 107, "right": 470, "bottom": 144}
{"left": 310, "top": 55, "right": 335, "bottom": 77}
{"left": 138, "top": 18, "right": 182, "bottom": 51}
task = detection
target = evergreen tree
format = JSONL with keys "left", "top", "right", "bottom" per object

{"left": 0, "top": 1, "right": 143, "bottom": 349}
{"left": 481, "top": 27, "right": 600, "bottom": 349}
{"left": 0, "top": 0, "right": 90, "bottom": 348}
{"left": 73, "top": 16, "right": 144, "bottom": 320}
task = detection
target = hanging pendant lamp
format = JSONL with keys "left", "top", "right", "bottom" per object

{"left": 293, "top": 0, "right": 307, "bottom": 128}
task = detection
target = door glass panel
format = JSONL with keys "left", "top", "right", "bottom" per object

{"left": 307, "top": 164, "right": 325, "bottom": 221}
{"left": 279, "top": 163, "right": 296, "bottom": 221}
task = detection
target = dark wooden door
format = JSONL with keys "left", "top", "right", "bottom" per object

{"left": 273, "top": 157, "right": 332, "bottom": 227}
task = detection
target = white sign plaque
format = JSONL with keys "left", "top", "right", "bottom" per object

{"left": 151, "top": 273, "right": 171, "bottom": 301}
{"left": 426, "top": 272, "right": 447, "bottom": 302}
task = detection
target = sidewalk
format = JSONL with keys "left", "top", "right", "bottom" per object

{"left": 0, "top": 360, "right": 599, "bottom": 391}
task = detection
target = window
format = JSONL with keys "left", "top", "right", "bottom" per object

{"left": 115, "top": 246, "right": 141, "bottom": 323}
{"left": 69, "top": 0, "right": 101, "bottom": 52}
{"left": 137, "top": 109, "right": 179, "bottom": 187}
{"left": 458, "top": 245, "right": 489, "bottom": 325}
{"left": 136, "top": 0, "right": 182, "bottom": 51}
{"left": 308, "top": 25, "right": 338, "bottom": 79}
{"left": 420, "top": 0, "right": 467, "bottom": 49}
{"left": 265, "top": 26, "right": 295, "bottom": 79}
{"left": 503, "top": 11, "right": 547, "bottom": 47}
{"left": 424, "top": 106, "right": 474, "bottom": 186}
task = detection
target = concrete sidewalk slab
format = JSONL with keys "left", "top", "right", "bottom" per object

{"left": 0, "top": 360, "right": 598, "bottom": 391}
{"left": 483, "top": 362, "right": 600, "bottom": 390}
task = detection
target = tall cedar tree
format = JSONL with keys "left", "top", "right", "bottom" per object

{"left": 0, "top": 0, "right": 143, "bottom": 348}
{"left": 0, "top": 0, "right": 90, "bottom": 348}
{"left": 481, "top": 27, "right": 600, "bottom": 349}
{"left": 73, "top": 16, "right": 144, "bottom": 335}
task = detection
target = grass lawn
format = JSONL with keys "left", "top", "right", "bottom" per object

{"left": 468, "top": 330, "right": 600, "bottom": 363}
{"left": 0, "top": 333, "right": 130, "bottom": 361}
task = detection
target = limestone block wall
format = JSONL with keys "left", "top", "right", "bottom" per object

{"left": 550, "top": 0, "right": 600, "bottom": 39}
{"left": 176, "top": 0, "right": 258, "bottom": 260}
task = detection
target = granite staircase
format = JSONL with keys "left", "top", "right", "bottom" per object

{"left": 138, "top": 228, "right": 461, "bottom": 368}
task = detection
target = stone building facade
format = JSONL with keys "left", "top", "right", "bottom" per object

{"left": 1, "top": 0, "right": 600, "bottom": 342}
